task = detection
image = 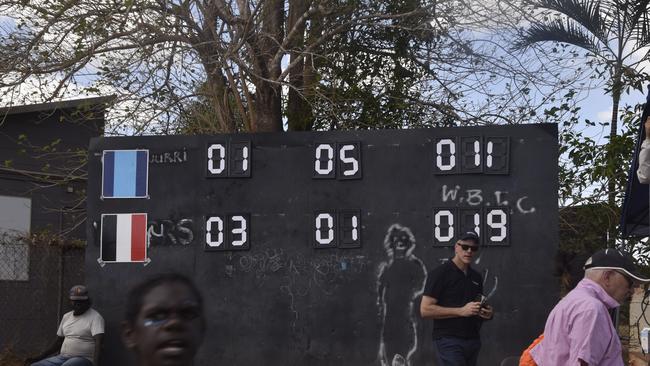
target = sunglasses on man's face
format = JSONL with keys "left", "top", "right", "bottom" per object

{"left": 458, "top": 243, "right": 479, "bottom": 253}
{"left": 615, "top": 270, "right": 634, "bottom": 288}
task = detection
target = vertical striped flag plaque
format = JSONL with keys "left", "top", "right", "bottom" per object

{"left": 102, "top": 150, "right": 149, "bottom": 199}
{"left": 99, "top": 213, "right": 148, "bottom": 264}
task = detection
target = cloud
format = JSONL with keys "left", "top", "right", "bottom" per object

{"left": 596, "top": 108, "right": 612, "bottom": 122}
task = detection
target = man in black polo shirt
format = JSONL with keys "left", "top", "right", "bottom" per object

{"left": 420, "top": 231, "right": 493, "bottom": 366}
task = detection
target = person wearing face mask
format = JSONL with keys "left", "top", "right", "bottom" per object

{"left": 529, "top": 249, "right": 650, "bottom": 366}
{"left": 25, "top": 285, "right": 104, "bottom": 366}
{"left": 420, "top": 231, "right": 494, "bottom": 366}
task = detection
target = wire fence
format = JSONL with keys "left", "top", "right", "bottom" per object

{"left": 630, "top": 288, "right": 650, "bottom": 365}
{"left": 0, "top": 239, "right": 85, "bottom": 358}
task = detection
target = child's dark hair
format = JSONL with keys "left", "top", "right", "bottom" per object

{"left": 124, "top": 272, "right": 204, "bottom": 325}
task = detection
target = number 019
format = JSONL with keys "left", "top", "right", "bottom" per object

{"left": 432, "top": 208, "right": 509, "bottom": 246}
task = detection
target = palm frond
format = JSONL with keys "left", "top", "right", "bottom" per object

{"left": 623, "top": 0, "right": 650, "bottom": 47}
{"left": 512, "top": 18, "right": 602, "bottom": 56}
{"left": 532, "top": 0, "right": 610, "bottom": 46}
{"left": 635, "top": 50, "right": 650, "bottom": 66}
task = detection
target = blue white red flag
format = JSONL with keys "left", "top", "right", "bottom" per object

{"left": 100, "top": 213, "right": 147, "bottom": 263}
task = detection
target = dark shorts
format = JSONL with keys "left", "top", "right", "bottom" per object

{"left": 433, "top": 336, "right": 481, "bottom": 366}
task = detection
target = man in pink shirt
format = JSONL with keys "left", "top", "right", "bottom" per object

{"left": 530, "top": 249, "right": 650, "bottom": 366}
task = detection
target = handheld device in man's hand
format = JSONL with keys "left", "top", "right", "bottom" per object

{"left": 475, "top": 294, "right": 488, "bottom": 308}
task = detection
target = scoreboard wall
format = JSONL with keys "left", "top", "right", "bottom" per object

{"left": 86, "top": 124, "right": 559, "bottom": 365}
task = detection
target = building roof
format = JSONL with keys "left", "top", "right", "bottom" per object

{"left": 0, "top": 96, "right": 115, "bottom": 116}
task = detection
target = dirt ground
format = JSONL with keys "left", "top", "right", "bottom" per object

{"left": 1, "top": 332, "right": 648, "bottom": 365}
{"left": 0, "top": 349, "right": 23, "bottom": 366}
{"left": 630, "top": 351, "right": 650, "bottom": 366}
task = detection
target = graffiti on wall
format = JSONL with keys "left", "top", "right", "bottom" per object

{"left": 147, "top": 218, "right": 194, "bottom": 246}
{"left": 149, "top": 149, "right": 188, "bottom": 164}
{"left": 377, "top": 224, "right": 427, "bottom": 366}
{"left": 440, "top": 185, "right": 536, "bottom": 215}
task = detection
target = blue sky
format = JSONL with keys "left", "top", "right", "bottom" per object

{"left": 578, "top": 86, "right": 646, "bottom": 143}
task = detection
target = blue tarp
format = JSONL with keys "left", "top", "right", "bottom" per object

{"left": 620, "top": 90, "right": 650, "bottom": 238}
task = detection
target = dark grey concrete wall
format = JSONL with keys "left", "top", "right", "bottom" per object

{"left": 0, "top": 99, "right": 105, "bottom": 355}
{"left": 86, "top": 124, "right": 559, "bottom": 365}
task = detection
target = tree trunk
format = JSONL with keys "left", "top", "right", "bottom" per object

{"left": 194, "top": 4, "right": 236, "bottom": 133}
{"left": 204, "top": 70, "right": 237, "bottom": 133}
{"left": 255, "top": 84, "right": 283, "bottom": 132}
{"left": 251, "top": 0, "right": 284, "bottom": 132}
{"left": 286, "top": 0, "right": 314, "bottom": 131}
{"left": 606, "top": 72, "right": 622, "bottom": 246}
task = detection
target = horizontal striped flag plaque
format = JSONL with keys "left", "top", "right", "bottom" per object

{"left": 100, "top": 213, "right": 148, "bottom": 263}
{"left": 102, "top": 150, "right": 149, "bottom": 199}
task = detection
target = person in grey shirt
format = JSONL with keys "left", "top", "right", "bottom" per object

{"left": 638, "top": 117, "right": 650, "bottom": 184}
{"left": 26, "top": 285, "right": 104, "bottom": 366}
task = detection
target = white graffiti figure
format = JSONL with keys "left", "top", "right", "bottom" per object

{"left": 377, "top": 224, "right": 427, "bottom": 366}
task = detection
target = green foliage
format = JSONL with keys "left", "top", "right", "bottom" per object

{"left": 0, "top": 228, "right": 86, "bottom": 249}
{"left": 305, "top": 0, "right": 452, "bottom": 130}
{"left": 556, "top": 97, "right": 643, "bottom": 261}
{"left": 519, "top": 0, "right": 650, "bottom": 257}
{"left": 517, "top": 0, "right": 650, "bottom": 135}
{"left": 2, "top": 0, "right": 564, "bottom": 134}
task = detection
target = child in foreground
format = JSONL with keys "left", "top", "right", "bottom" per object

{"left": 122, "top": 273, "right": 205, "bottom": 366}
